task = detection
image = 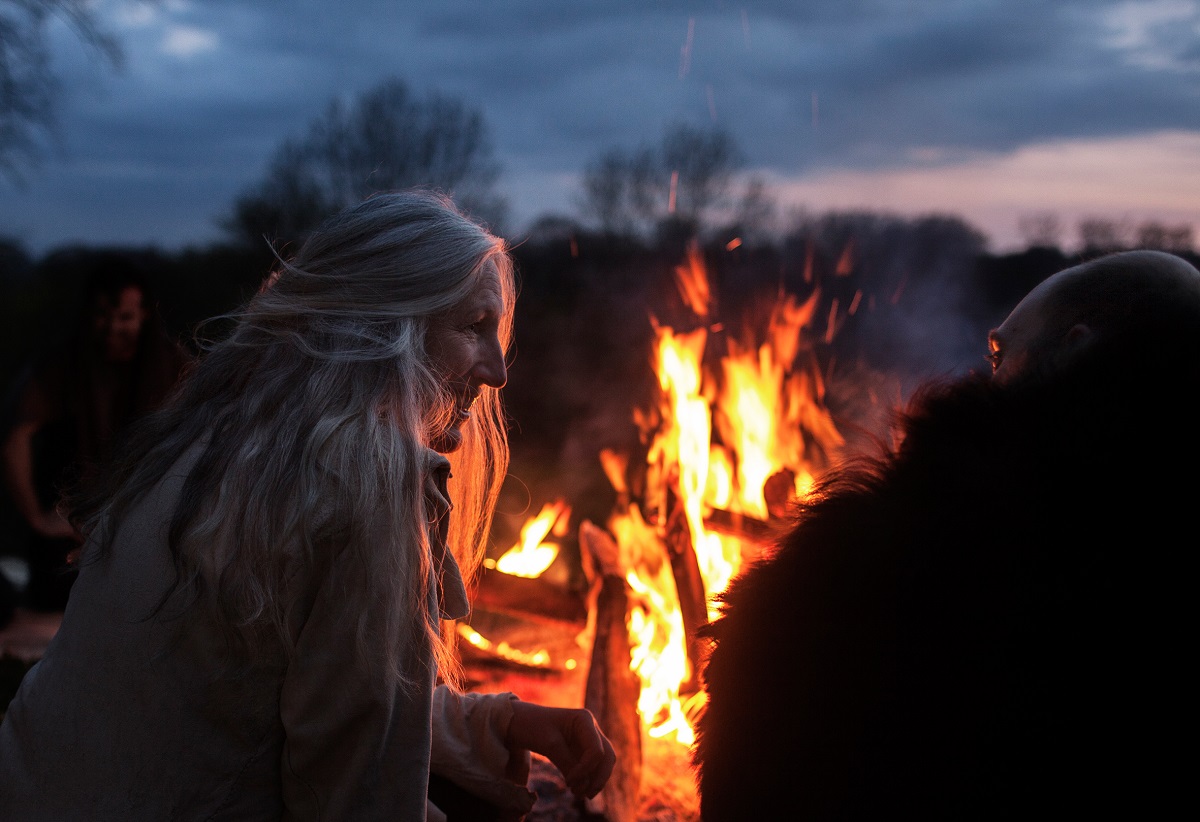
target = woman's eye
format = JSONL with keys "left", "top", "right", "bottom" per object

{"left": 468, "top": 315, "right": 496, "bottom": 334}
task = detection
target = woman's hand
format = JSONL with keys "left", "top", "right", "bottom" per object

{"left": 505, "top": 701, "right": 616, "bottom": 800}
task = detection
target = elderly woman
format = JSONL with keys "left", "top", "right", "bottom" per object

{"left": 0, "top": 190, "right": 614, "bottom": 821}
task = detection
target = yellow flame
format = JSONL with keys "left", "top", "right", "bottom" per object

{"left": 653, "top": 323, "right": 711, "bottom": 545}
{"left": 492, "top": 500, "right": 570, "bottom": 578}
{"left": 704, "top": 445, "right": 733, "bottom": 509}
{"left": 466, "top": 247, "right": 850, "bottom": 768}
{"left": 601, "top": 248, "right": 847, "bottom": 747}
{"left": 715, "top": 290, "right": 838, "bottom": 519}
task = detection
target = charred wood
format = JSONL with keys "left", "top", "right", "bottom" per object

{"left": 702, "top": 506, "right": 780, "bottom": 548}
{"left": 472, "top": 567, "right": 588, "bottom": 627}
{"left": 663, "top": 489, "right": 709, "bottom": 696}
{"left": 582, "top": 573, "right": 643, "bottom": 822}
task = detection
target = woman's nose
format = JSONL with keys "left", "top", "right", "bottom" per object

{"left": 476, "top": 339, "right": 507, "bottom": 388}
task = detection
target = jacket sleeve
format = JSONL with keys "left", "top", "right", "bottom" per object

{"left": 430, "top": 685, "right": 536, "bottom": 816}
{"left": 278, "top": 546, "right": 436, "bottom": 822}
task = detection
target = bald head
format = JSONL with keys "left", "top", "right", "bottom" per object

{"left": 987, "top": 250, "right": 1200, "bottom": 383}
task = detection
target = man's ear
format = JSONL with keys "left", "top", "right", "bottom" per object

{"left": 1059, "top": 322, "right": 1096, "bottom": 363}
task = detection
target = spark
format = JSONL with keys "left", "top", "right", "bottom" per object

{"left": 680, "top": 17, "right": 695, "bottom": 79}
{"left": 849, "top": 289, "right": 863, "bottom": 315}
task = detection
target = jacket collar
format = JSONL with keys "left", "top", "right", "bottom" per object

{"left": 424, "top": 450, "right": 470, "bottom": 620}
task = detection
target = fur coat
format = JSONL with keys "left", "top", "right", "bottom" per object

{"left": 693, "top": 336, "right": 1197, "bottom": 820}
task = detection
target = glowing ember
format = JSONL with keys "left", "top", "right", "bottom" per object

{"left": 456, "top": 624, "right": 553, "bottom": 669}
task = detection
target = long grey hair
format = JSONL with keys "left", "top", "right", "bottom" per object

{"left": 68, "top": 189, "right": 515, "bottom": 693}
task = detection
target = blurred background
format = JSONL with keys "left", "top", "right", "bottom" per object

{"left": 3, "top": 0, "right": 1200, "bottom": 640}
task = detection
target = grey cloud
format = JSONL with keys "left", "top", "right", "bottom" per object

{"left": 3, "top": 0, "right": 1198, "bottom": 252}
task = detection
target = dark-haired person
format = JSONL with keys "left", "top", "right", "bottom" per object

{"left": 1, "top": 256, "right": 190, "bottom": 612}
{"left": 0, "top": 190, "right": 614, "bottom": 821}
{"left": 693, "top": 249, "right": 1200, "bottom": 820}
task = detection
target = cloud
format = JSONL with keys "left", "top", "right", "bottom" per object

{"left": 6, "top": 0, "right": 1200, "bottom": 254}
{"left": 159, "top": 25, "right": 218, "bottom": 58}
{"left": 112, "top": 3, "right": 158, "bottom": 28}
{"left": 766, "top": 130, "right": 1200, "bottom": 252}
{"left": 1100, "top": 0, "right": 1200, "bottom": 70}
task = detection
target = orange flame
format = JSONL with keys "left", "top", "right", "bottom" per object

{"left": 487, "top": 500, "right": 570, "bottom": 579}
{"left": 479, "top": 247, "right": 847, "bottom": 758}
{"left": 602, "top": 247, "right": 845, "bottom": 746}
{"left": 673, "top": 243, "right": 712, "bottom": 319}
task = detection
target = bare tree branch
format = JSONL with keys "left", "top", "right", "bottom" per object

{"left": 577, "top": 122, "right": 744, "bottom": 244}
{"left": 0, "top": 0, "right": 126, "bottom": 179}
{"left": 223, "top": 77, "right": 507, "bottom": 248}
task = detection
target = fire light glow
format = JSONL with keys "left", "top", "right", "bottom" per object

{"left": 479, "top": 243, "right": 847, "bottom": 756}
{"left": 605, "top": 242, "right": 847, "bottom": 745}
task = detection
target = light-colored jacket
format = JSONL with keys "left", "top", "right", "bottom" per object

{"left": 0, "top": 445, "right": 535, "bottom": 820}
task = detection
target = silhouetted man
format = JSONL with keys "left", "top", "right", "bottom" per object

{"left": 693, "top": 250, "right": 1200, "bottom": 820}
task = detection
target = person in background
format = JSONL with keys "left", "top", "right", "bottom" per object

{"left": 692, "top": 249, "right": 1200, "bottom": 820}
{"left": 0, "top": 254, "right": 190, "bottom": 611}
{"left": 0, "top": 189, "right": 614, "bottom": 821}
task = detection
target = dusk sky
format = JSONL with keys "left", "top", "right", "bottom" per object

{"left": 2, "top": 0, "right": 1199, "bottom": 256}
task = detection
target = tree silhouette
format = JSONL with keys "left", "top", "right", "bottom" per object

{"left": 1135, "top": 220, "right": 1193, "bottom": 253}
{"left": 660, "top": 123, "right": 741, "bottom": 230}
{"left": 1016, "top": 212, "right": 1063, "bottom": 250}
{"left": 578, "top": 122, "right": 746, "bottom": 244}
{"left": 1077, "top": 217, "right": 1129, "bottom": 254}
{"left": 222, "top": 77, "right": 507, "bottom": 250}
{"left": 0, "top": 0, "right": 123, "bottom": 179}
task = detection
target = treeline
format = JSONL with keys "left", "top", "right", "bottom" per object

{"left": 6, "top": 213, "right": 1197, "bottom": 550}
{"left": 4, "top": 208, "right": 1198, "bottom": 413}
{"left": 5, "top": 206, "right": 1195, "bottom": 390}
{"left": 5, "top": 68, "right": 1199, "bottom": 541}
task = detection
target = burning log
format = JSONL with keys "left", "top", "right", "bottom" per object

{"left": 663, "top": 489, "right": 709, "bottom": 696}
{"left": 702, "top": 506, "right": 780, "bottom": 548}
{"left": 583, "top": 574, "right": 643, "bottom": 822}
{"left": 471, "top": 567, "right": 588, "bottom": 628}
{"left": 579, "top": 521, "right": 643, "bottom": 822}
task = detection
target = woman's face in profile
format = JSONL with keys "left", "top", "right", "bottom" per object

{"left": 424, "top": 264, "right": 508, "bottom": 453}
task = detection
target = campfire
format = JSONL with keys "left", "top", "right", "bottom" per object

{"left": 462, "top": 240, "right": 872, "bottom": 820}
